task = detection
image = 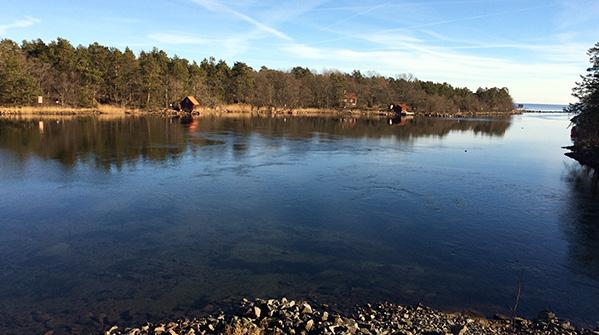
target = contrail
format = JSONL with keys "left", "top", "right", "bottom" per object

{"left": 320, "top": 1, "right": 390, "bottom": 30}
{"left": 190, "top": 0, "right": 292, "bottom": 41}
{"left": 309, "top": 3, "right": 557, "bottom": 47}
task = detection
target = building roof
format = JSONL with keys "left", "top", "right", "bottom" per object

{"left": 185, "top": 96, "right": 200, "bottom": 105}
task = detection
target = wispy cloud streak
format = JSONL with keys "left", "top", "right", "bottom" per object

{"left": 0, "top": 16, "right": 40, "bottom": 35}
{"left": 190, "top": 0, "right": 292, "bottom": 40}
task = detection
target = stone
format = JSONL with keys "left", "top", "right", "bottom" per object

{"left": 538, "top": 310, "right": 557, "bottom": 321}
{"left": 306, "top": 319, "right": 314, "bottom": 331}
{"left": 561, "top": 321, "right": 575, "bottom": 331}
{"left": 321, "top": 311, "right": 329, "bottom": 321}
{"left": 105, "top": 326, "right": 118, "bottom": 334}
{"left": 32, "top": 312, "right": 52, "bottom": 323}
{"left": 302, "top": 303, "right": 313, "bottom": 314}
{"left": 422, "top": 331, "right": 444, "bottom": 335}
{"left": 450, "top": 324, "right": 467, "bottom": 335}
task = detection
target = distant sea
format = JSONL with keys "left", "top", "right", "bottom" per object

{"left": 516, "top": 103, "right": 568, "bottom": 112}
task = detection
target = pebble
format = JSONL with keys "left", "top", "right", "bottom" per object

{"left": 103, "top": 298, "right": 595, "bottom": 335}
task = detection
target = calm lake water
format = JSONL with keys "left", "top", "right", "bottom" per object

{"left": 0, "top": 113, "right": 598, "bottom": 334}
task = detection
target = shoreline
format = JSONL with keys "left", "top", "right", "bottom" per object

{"left": 105, "top": 297, "right": 599, "bottom": 335}
{"left": 564, "top": 146, "right": 599, "bottom": 172}
{"left": 0, "top": 104, "right": 521, "bottom": 119}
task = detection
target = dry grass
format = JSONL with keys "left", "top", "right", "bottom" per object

{"left": 0, "top": 104, "right": 141, "bottom": 116}
{"left": 96, "top": 104, "right": 141, "bottom": 114}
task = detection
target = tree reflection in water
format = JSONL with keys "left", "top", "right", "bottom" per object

{"left": 561, "top": 164, "right": 599, "bottom": 280}
{"left": 0, "top": 115, "right": 512, "bottom": 171}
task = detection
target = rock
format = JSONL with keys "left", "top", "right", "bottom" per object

{"left": 561, "top": 321, "right": 575, "bottom": 331}
{"left": 32, "top": 312, "right": 52, "bottom": 323}
{"left": 450, "top": 324, "right": 467, "bottom": 335}
{"left": 105, "top": 325, "right": 118, "bottom": 334}
{"left": 422, "top": 331, "right": 445, "bottom": 335}
{"left": 537, "top": 310, "right": 557, "bottom": 321}
{"left": 101, "top": 297, "right": 589, "bottom": 335}
{"left": 302, "top": 303, "right": 313, "bottom": 314}
{"left": 306, "top": 319, "right": 314, "bottom": 331}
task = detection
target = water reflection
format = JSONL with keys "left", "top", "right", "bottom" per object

{"left": 0, "top": 116, "right": 511, "bottom": 170}
{"left": 0, "top": 117, "right": 187, "bottom": 170}
{"left": 561, "top": 165, "right": 599, "bottom": 281}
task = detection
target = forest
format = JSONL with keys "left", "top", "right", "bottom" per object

{"left": 0, "top": 38, "right": 514, "bottom": 113}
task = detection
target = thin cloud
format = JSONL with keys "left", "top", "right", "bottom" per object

{"left": 310, "top": 3, "right": 557, "bottom": 47}
{"left": 190, "top": 0, "right": 292, "bottom": 40}
{"left": 0, "top": 16, "right": 40, "bottom": 35}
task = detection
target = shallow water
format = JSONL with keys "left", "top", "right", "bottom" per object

{"left": 0, "top": 114, "right": 598, "bottom": 333}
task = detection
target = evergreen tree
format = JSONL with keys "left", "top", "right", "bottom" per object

{"left": 0, "top": 40, "right": 40, "bottom": 105}
{"left": 568, "top": 42, "right": 599, "bottom": 148}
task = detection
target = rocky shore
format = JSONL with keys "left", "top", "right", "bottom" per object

{"left": 105, "top": 298, "right": 599, "bottom": 335}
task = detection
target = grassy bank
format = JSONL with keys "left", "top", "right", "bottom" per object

{"left": 0, "top": 105, "right": 141, "bottom": 116}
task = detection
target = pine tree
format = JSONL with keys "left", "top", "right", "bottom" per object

{"left": 0, "top": 39, "right": 40, "bottom": 105}
{"left": 568, "top": 42, "right": 599, "bottom": 148}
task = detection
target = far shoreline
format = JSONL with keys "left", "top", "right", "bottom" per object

{"left": 0, "top": 104, "right": 522, "bottom": 119}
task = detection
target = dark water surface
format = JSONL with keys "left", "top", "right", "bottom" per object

{"left": 0, "top": 114, "right": 598, "bottom": 334}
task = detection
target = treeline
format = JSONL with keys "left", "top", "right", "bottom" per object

{"left": 0, "top": 38, "right": 514, "bottom": 113}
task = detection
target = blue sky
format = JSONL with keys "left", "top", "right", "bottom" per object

{"left": 1, "top": 0, "right": 598, "bottom": 104}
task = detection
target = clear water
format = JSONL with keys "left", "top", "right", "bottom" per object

{"left": 0, "top": 114, "right": 597, "bottom": 334}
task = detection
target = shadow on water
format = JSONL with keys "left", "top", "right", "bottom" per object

{"left": 561, "top": 164, "right": 599, "bottom": 281}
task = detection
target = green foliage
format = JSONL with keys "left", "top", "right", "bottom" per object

{"left": 0, "top": 40, "right": 41, "bottom": 105}
{"left": 568, "top": 42, "right": 599, "bottom": 148}
{"left": 0, "top": 38, "right": 514, "bottom": 113}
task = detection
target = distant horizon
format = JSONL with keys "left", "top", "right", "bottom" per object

{"left": 517, "top": 102, "right": 569, "bottom": 106}
{"left": 1, "top": 1, "right": 598, "bottom": 104}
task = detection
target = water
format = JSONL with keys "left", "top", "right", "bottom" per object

{"left": 0, "top": 114, "right": 598, "bottom": 334}
{"left": 517, "top": 103, "right": 568, "bottom": 112}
